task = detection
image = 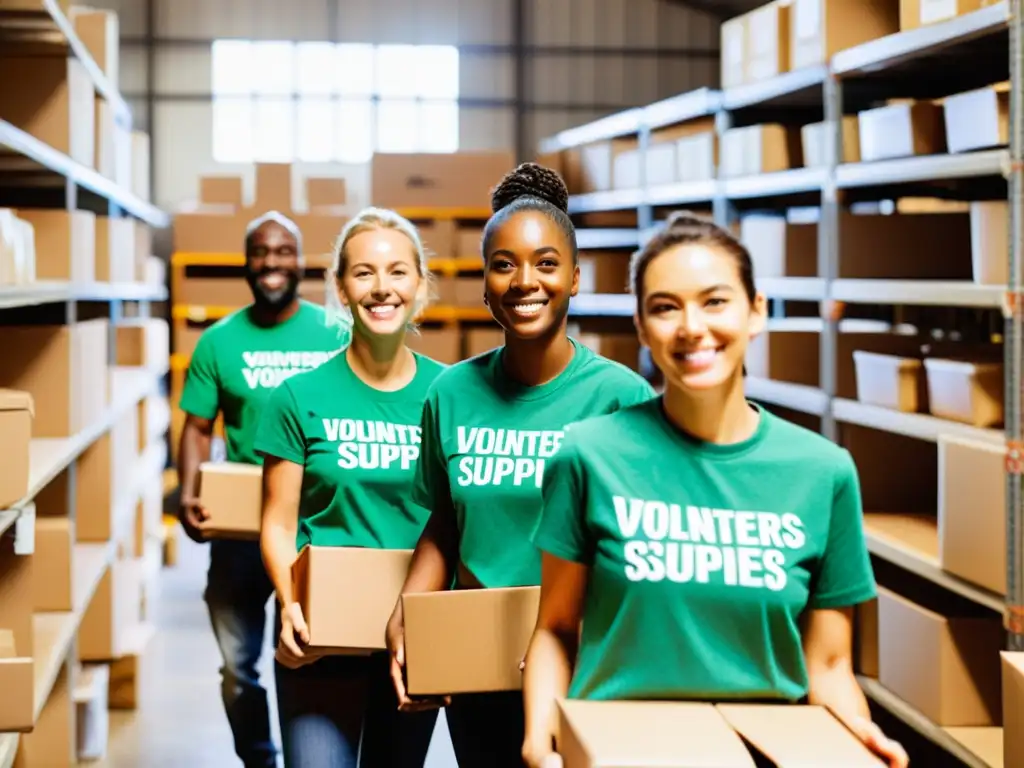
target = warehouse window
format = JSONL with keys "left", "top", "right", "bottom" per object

{"left": 211, "top": 40, "right": 460, "bottom": 164}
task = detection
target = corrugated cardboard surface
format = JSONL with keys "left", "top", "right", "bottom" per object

{"left": 1002, "top": 652, "right": 1024, "bottom": 768}
{"left": 370, "top": 152, "right": 515, "bottom": 209}
{"left": 558, "top": 700, "right": 756, "bottom": 768}
{"left": 198, "top": 462, "right": 262, "bottom": 540}
{"left": 0, "top": 629, "right": 33, "bottom": 732}
{"left": 558, "top": 700, "right": 886, "bottom": 767}
{"left": 0, "top": 389, "right": 32, "bottom": 509}
{"left": 292, "top": 546, "right": 412, "bottom": 653}
{"left": 403, "top": 586, "right": 539, "bottom": 696}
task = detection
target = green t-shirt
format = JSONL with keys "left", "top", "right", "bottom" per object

{"left": 254, "top": 351, "right": 447, "bottom": 551}
{"left": 179, "top": 301, "right": 342, "bottom": 465}
{"left": 412, "top": 338, "right": 656, "bottom": 589}
{"left": 533, "top": 399, "right": 877, "bottom": 703}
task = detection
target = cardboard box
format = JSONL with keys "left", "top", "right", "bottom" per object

{"left": 406, "top": 329, "right": 460, "bottom": 365}
{"left": 173, "top": 212, "right": 249, "bottom": 254}
{"left": 198, "top": 462, "right": 262, "bottom": 540}
{"left": 370, "top": 152, "right": 515, "bottom": 209}
{"left": 944, "top": 83, "right": 1009, "bottom": 154}
{"left": 791, "top": 0, "right": 899, "bottom": 70}
{"left": 420, "top": 220, "right": 456, "bottom": 260}
{"left": 970, "top": 201, "right": 1008, "bottom": 285}
{"left": 0, "top": 629, "right": 33, "bottom": 732}
{"left": 293, "top": 213, "right": 348, "bottom": 258}
{"left": 720, "top": 125, "right": 801, "bottom": 178}
{"left": 79, "top": 559, "right": 142, "bottom": 661}
{"left": 578, "top": 252, "right": 629, "bottom": 294}
{"left": 575, "top": 332, "right": 641, "bottom": 370}
{"left": 292, "top": 546, "right": 412, "bottom": 652}
{"left": 456, "top": 227, "right": 485, "bottom": 259}
{"left": 200, "top": 176, "right": 244, "bottom": 207}
{"left": 0, "top": 320, "right": 108, "bottom": 438}
{"left": 94, "top": 216, "right": 134, "bottom": 283}
{"left": 557, "top": 700, "right": 885, "bottom": 767}
{"left": 15, "top": 210, "right": 95, "bottom": 283}
{"left": 838, "top": 210, "right": 971, "bottom": 279}
{"left": 938, "top": 434, "right": 1005, "bottom": 595}
{"left": 464, "top": 328, "right": 505, "bottom": 358}
{"left": 801, "top": 117, "right": 862, "bottom": 167}
{"left": 0, "top": 57, "right": 95, "bottom": 167}
{"left": 33, "top": 517, "right": 75, "bottom": 611}
{"left": 858, "top": 102, "right": 946, "bottom": 162}
{"left": 0, "top": 389, "right": 32, "bottom": 509}
{"left": 746, "top": 321, "right": 820, "bottom": 385}
{"left": 676, "top": 131, "right": 718, "bottom": 182}
{"left": 878, "top": 586, "right": 1003, "bottom": 726}
{"left": 116, "top": 318, "right": 169, "bottom": 371}
{"left": 740, "top": 214, "right": 818, "bottom": 278}
{"left": 747, "top": 0, "right": 791, "bottom": 83}
{"left": 305, "top": 177, "right": 347, "bottom": 209}
{"left": 254, "top": 163, "right": 293, "bottom": 212}
{"left": 402, "top": 586, "right": 539, "bottom": 696}
{"left": 70, "top": 8, "right": 119, "bottom": 88}
{"left": 1003, "top": 652, "right": 1024, "bottom": 768}
{"left": 901, "top": 0, "right": 987, "bottom": 29}
{"left": 612, "top": 148, "right": 641, "bottom": 189}
{"left": 720, "top": 14, "right": 748, "bottom": 89}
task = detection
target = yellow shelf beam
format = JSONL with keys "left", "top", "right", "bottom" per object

{"left": 171, "top": 252, "right": 482, "bottom": 274}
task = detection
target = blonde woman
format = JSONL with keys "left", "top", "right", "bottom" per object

{"left": 255, "top": 208, "right": 446, "bottom": 767}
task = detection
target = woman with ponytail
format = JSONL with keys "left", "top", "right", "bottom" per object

{"left": 385, "top": 163, "right": 656, "bottom": 767}
{"left": 255, "top": 207, "right": 446, "bottom": 767}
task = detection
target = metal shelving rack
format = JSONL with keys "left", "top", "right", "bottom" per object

{"left": 0, "top": 1, "right": 172, "bottom": 764}
{"left": 539, "top": 3, "right": 1022, "bottom": 766}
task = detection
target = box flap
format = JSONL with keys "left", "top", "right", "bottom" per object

{"left": 0, "top": 389, "right": 33, "bottom": 416}
{"left": 558, "top": 700, "right": 756, "bottom": 768}
{"left": 717, "top": 704, "right": 885, "bottom": 767}
{"left": 199, "top": 460, "right": 261, "bottom": 477}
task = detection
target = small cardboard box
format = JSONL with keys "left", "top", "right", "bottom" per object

{"left": 858, "top": 102, "right": 946, "bottom": 162}
{"left": 402, "top": 586, "right": 540, "bottom": 696}
{"left": 557, "top": 700, "right": 885, "bottom": 767}
{"left": 0, "top": 389, "right": 32, "bottom": 509}
{"left": 292, "top": 546, "right": 412, "bottom": 653}
{"left": 198, "top": 462, "right": 263, "bottom": 540}
{"left": 943, "top": 83, "right": 1009, "bottom": 155}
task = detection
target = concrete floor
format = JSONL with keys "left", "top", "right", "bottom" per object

{"left": 96, "top": 532, "right": 458, "bottom": 767}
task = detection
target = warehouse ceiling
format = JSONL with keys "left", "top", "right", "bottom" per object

{"left": 665, "top": 0, "right": 765, "bottom": 19}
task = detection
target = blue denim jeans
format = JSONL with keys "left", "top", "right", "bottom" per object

{"left": 204, "top": 539, "right": 278, "bottom": 768}
{"left": 275, "top": 648, "right": 438, "bottom": 768}
{"left": 445, "top": 690, "right": 526, "bottom": 767}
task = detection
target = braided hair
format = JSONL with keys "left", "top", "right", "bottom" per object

{"left": 481, "top": 162, "right": 577, "bottom": 264}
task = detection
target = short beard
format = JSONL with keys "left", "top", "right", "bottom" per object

{"left": 247, "top": 273, "right": 299, "bottom": 311}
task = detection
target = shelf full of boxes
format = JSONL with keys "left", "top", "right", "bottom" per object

{"left": 538, "top": 1, "right": 1023, "bottom": 766}
{"left": 0, "top": 0, "right": 172, "bottom": 765}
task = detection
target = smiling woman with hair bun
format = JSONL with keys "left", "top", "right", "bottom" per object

{"left": 384, "top": 163, "right": 656, "bottom": 767}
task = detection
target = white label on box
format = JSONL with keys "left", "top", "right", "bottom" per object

{"left": 795, "top": 0, "right": 821, "bottom": 39}
{"left": 921, "top": 0, "right": 957, "bottom": 24}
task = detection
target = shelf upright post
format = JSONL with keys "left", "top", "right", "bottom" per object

{"left": 637, "top": 120, "right": 654, "bottom": 233}
{"left": 819, "top": 74, "right": 842, "bottom": 443}
{"left": 1006, "top": 0, "right": 1024, "bottom": 650}
{"left": 712, "top": 108, "right": 736, "bottom": 232}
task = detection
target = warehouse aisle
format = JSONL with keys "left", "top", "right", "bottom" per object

{"left": 96, "top": 532, "right": 458, "bottom": 768}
